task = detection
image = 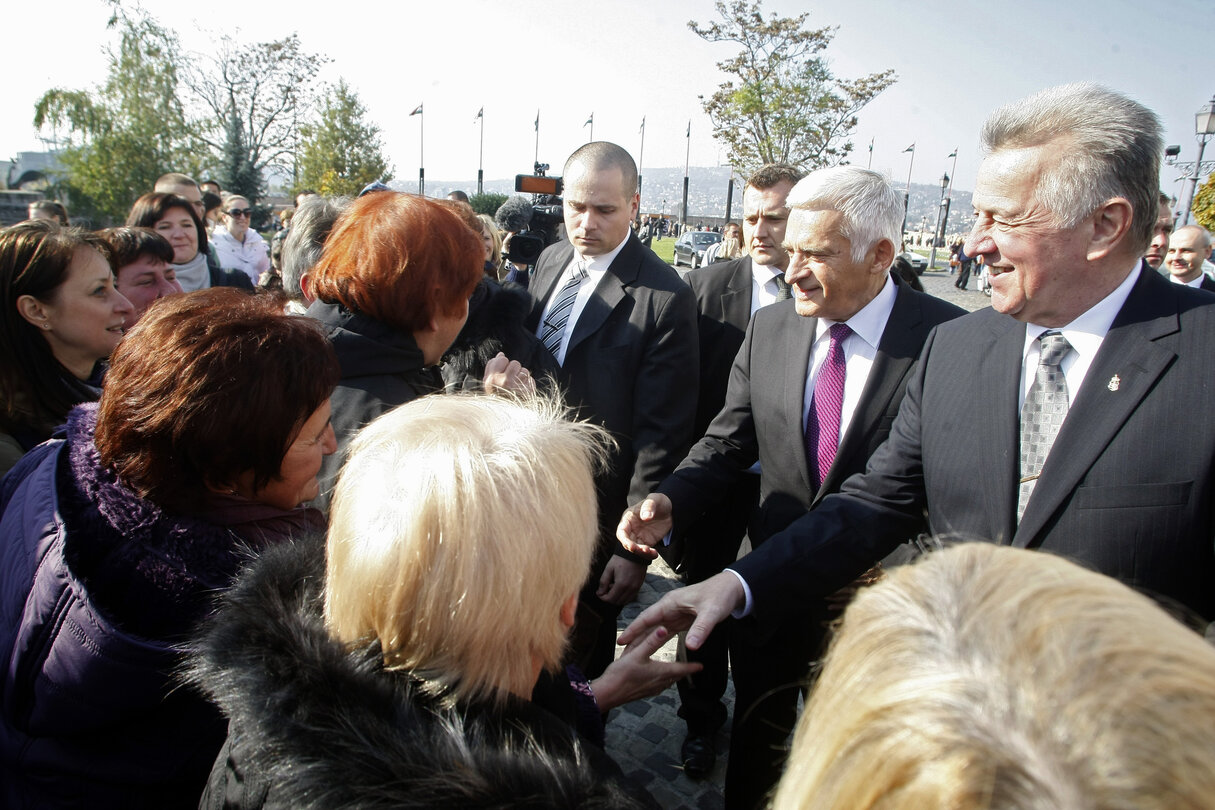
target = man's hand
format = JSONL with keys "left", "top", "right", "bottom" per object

{"left": 589, "top": 626, "right": 702, "bottom": 712}
{"left": 597, "top": 556, "right": 647, "bottom": 605}
{"left": 617, "top": 572, "right": 744, "bottom": 651}
{"left": 482, "top": 352, "right": 536, "bottom": 395}
{"left": 616, "top": 493, "right": 674, "bottom": 558}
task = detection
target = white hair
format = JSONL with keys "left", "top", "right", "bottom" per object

{"left": 785, "top": 166, "right": 902, "bottom": 264}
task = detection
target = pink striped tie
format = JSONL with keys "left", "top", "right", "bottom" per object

{"left": 805, "top": 323, "right": 851, "bottom": 489}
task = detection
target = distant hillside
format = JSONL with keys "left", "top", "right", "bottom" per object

{"left": 429, "top": 166, "right": 973, "bottom": 234}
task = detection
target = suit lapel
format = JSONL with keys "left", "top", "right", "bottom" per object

{"left": 1014, "top": 269, "right": 1179, "bottom": 544}
{"left": 532, "top": 242, "right": 575, "bottom": 321}
{"left": 978, "top": 315, "right": 1025, "bottom": 545}
{"left": 816, "top": 283, "right": 922, "bottom": 501}
{"left": 566, "top": 235, "right": 641, "bottom": 355}
{"left": 783, "top": 309, "right": 817, "bottom": 496}
{"left": 721, "top": 257, "right": 753, "bottom": 330}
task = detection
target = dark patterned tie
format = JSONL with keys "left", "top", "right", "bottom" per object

{"left": 541, "top": 261, "right": 588, "bottom": 358}
{"left": 1018, "top": 331, "right": 1072, "bottom": 520}
{"left": 774, "top": 275, "right": 792, "bottom": 301}
{"left": 804, "top": 323, "right": 852, "bottom": 489}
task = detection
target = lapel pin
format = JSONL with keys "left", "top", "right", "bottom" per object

{"left": 1107, "top": 374, "right": 1121, "bottom": 392}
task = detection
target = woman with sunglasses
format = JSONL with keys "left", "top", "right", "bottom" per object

{"left": 210, "top": 196, "right": 271, "bottom": 286}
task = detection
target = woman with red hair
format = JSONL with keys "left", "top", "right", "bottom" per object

{"left": 307, "top": 192, "right": 488, "bottom": 510}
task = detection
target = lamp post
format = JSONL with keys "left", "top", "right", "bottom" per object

{"left": 1182, "top": 96, "right": 1215, "bottom": 226}
{"left": 928, "top": 173, "right": 948, "bottom": 269}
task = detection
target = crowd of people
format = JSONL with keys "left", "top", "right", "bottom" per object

{"left": 2, "top": 80, "right": 1215, "bottom": 810}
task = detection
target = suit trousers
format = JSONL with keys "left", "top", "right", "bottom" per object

{"left": 675, "top": 474, "right": 760, "bottom": 735}
{"left": 724, "top": 599, "right": 831, "bottom": 810}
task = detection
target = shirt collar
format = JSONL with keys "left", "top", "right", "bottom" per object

{"left": 574, "top": 233, "right": 630, "bottom": 274}
{"left": 1022, "top": 260, "right": 1140, "bottom": 360}
{"left": 750, "top": 257, "right": 786, "bottom": 290}
{"left": 814, "top": 274, "right": 897, "bottom": 350}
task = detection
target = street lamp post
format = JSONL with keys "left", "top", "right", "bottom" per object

{"left": 928, "top": 173, "right": 949, "bottom": 269}
{"left": 1183, "top": 96, "right": 1215, "bottom": 226}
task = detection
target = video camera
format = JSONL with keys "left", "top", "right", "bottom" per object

{"left": 498, "top": 162, "right": 564, "bottom": 265}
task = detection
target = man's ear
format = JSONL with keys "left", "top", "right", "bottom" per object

{"left": 1087, "top": 197, "right": 1134, "bottom": 261}
{"left": 16, "top": 294, "right": 49, "bottom": 329}
{"left": 872, "top": 238, "right": 896, "bottom": 274}
{"left": 299, "top": 272, "right": 315, "bottom": 304}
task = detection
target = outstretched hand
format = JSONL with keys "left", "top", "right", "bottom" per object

{"left": 617, "top": 572, "right": 745, "bottom": 652}
{"left": 590, "top": 626, "right": 701, "bottom": 712}
{"left": 615, "top": 493, "right": 674, "bottom": 559}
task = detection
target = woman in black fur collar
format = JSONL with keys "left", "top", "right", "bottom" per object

{"left": 191, "top": 395, "right": 684, "bottom": 808}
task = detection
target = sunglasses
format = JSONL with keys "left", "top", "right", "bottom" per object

{"left": 227, "top": 208, "right": 252, "bottom": 218}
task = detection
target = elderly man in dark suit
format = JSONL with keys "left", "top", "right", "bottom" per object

{"left": 673, "top": 163, "right": 804, "bottom": 780}
{"left": 527, "top": 141, "right": 698, "bottom": 680}
{"left": 621, "top": 83, "right": 1215, "bottom": 738}
{"left": 619, "top": 165, "right": 965, "bottom": 808}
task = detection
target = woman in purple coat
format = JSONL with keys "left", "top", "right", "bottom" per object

{"left": 0, "top": 288, "right": 339, "bottom": 808}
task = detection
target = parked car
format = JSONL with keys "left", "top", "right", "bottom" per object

{"left": 672, "top": 231, "right": 722, "bottom": 269}
{"left": 898, "top": 251, "right": 928, "bottom": 274}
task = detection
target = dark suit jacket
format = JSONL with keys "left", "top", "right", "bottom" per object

{"left": 1199, "top": 274, "right": 1215, "bottom": 293}
{"left": 527, "top": 234, "right": 699, "bottom": 556}
{"left": 734, "top": 264, "right": 1215, "bottom": 623}
{"left": 659, "top": 277, "right": 966, "bottom": 547}
{"left": 684, "top": 256, "right": 755, "bottom": 437}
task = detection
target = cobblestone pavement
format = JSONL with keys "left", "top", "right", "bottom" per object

{"left": 601, "top": 265, "right": 990, "bottom": 808}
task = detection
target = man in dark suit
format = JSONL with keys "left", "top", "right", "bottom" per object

{"left": 619, "top": 166, "right": 965, "bottom": 809}
{"left": 620, "top": 83, "right": 1215, "bottom": 714}
{"left": 1165, "top": 224, "right": 1215, "bottom": 292}
{"left": 527, "top": 141, "right": 698, "bottom": 679}
{"left": 673, "top": 164, "right": 804, "bottom": 779}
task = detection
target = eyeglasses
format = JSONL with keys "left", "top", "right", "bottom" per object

{"left": 227, "top": 209, "right": 252, "bottom": 218}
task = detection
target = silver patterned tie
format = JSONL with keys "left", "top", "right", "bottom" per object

{"left": 540, "top": 261, "right": 588, "bottom": 357}
{"left": 1018, "top": 331, "right": 1072, "bottom": 520}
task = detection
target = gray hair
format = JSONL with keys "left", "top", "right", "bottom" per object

{"left": 281, "top": 196, "right": 352, "bottom": 303}
{"left": 786, "top": 166, "right": 903, "bottom": 263}
{"left": 981, "top": 83, "right": 1162, "bottom": 254}
{"left": 1173, "top": 224, "right": 1212, "bottom": 252}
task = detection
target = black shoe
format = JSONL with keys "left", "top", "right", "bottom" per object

{"left": 681, "top": 734, "right": 716, "bottom": 780}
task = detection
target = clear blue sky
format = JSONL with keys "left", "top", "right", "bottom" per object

{"left": 6, "top": 0, "right": 1213, "bottom": 198}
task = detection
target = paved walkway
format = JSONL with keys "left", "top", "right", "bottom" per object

{"left": 600, "top": 264, "right": 990, "bottom": 808}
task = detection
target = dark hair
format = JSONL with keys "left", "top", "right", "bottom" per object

{"left": 0, "top": 220, "right": 110, "bottom": 435}
{"left": 100, "top": 226, "right": 175, "bottom": 270}
{"left": 28, "top": 200, "right": 70, "bottom": 226}
{"left": 126, "top": 192, "right": 208, "bottom": 261}
{"left": 310, "top": 192, "right": 481, "bottom": 333}
{"left": 890, "top": 256, "right": 925, "bottom": 292}
{"left": 95, "top": 288, "right": 340, "bottom": 511}
{"left": 202, "top": 191, "right": 223, "bottom": 215}
{"left": 747, "top": 164, "right": 806, "bottom": 191}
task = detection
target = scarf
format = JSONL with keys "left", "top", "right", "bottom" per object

{"left": 173, "top": 250, "right": 211, "bottom": 292}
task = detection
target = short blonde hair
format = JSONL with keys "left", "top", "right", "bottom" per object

{"left": 773, "top": 543, "right": 1215, "bottom": 810}
{"left": 324, "top": 393, "right": 611, "bottom": 706}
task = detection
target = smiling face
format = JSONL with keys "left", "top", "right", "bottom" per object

{"left": 36, "top": 247, "right": 133, "bottom": 378}
{"left": 743, "top": 180, "right": 794, "bottom": 270}
{"left": 153, "top": 206, "right": 200, "bottom": 264}
{"left": 963, "top": 145, "right": 1100, "bottom": 327}
{"left": 224, "top": 196, "right": 252, "bottom": 241}
{"left": 235, "top": 398, "right": 337, "bottom": 510}
{"left": 1165, "top": 226, "right": 1212, "bottom": 283}
{"left": 783, "top": 208, "right": 890, "bottom": 321}
{"left": 562, "top": 162, "right": 638, "bottom": 257}
{"left": 115, "top": 255, "right": 183, "bottom": 328}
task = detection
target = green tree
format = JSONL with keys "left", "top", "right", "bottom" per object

{"left": 297, "top": 80, "right": 392, "bottom": 198}
{"left": 183, "top": 33, "right": 328, "bottom": 189}
{"left": 32, "top": 2, "right": 203, "bottom": 223}
{"left": 470, "top": 192, "right": 508, "bottom": 217}
{"left": 1191, "top": 174, "right": 1215, "bottom": 233}
{"left": 217, "top": 111, "right": 263, "bottom": 202}
{"left": 691, "top": 0, "right": 896, "bottom": 175}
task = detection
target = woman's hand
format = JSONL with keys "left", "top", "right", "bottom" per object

{"left": 482, "top": 352, "right": 536, "bottom": 395}
{"left": 589, "top": 626, "right": 701, "bottom": 712}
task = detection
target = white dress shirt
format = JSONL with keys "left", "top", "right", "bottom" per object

{"left": 750, "top": 261, "right": 787, "bottom": 316}
{"left": 536, "top": 235, "right": 629, "bottom": 366}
